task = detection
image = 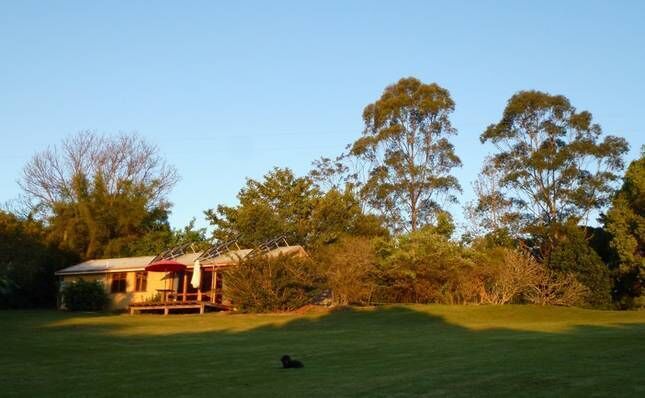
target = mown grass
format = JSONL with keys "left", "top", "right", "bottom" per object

{"left": 1, "top": 305, "right": 644, "bottom": 397}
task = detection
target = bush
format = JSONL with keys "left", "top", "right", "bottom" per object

{"left": 373, "top": 228, "right": 476, "bottom": 304}
{"left": 467, "top": 247, "right": 589, "bottom": 307}
{"left": 0, "top": 211, "right": 77, "bottom": 308}
{"left": 223, "top": 254, "right": 324, "bottom": 313}
{"left": 61, "top": 279, "right": 109, "bottom": 311}
{"left": 473, "top": 247, "right": 533, "bottom": 305}
{"left": 524, "top": 267, "right": 589, "bottom": 307}
{"left": 549, "top": 226, "right": 612, "bottom": 308}
{"left": 315, "top": 236, "right": 378, "bottom": 305}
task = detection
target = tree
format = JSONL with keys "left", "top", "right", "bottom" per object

{"left": 125, "top": 218, "right": 210, "bottom": 257}
{"left": 480, "top": 91, "right": 629, "bottom": 257}
{"left": 349, "top": 77, "right": 462, "bottom": 232}
{"left": 309, "top": 156, "right": 350, "bottom": 191}
{"left": 549, "top": 223, "right": 612, "bottom": 307}
{"left": 309, "top": 188, "right": 388, "bottom": 246}
{"left": 20, "top": 131, "right": 179, "bottom": 259}
{"left": 206, "top": 168, "right": 319, "bottom": 247}
{"left": 0, "top": 210, "right": 75, "bottom": 308}
{"left": 206, "top": 167, "right": 387, "bottom": 248}
{"left": 465, "top": 157, "right": 521, "bottom": 243}
{"left": 605, "top": 148, "right": 644, "bottom": 308}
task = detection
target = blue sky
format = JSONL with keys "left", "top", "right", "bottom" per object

{"left": 1, "top": 1, "right": 643, "bottom": 230}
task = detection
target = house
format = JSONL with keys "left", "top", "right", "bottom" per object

{"left": 55, "top": 242, "right": 307, "bottom": 313}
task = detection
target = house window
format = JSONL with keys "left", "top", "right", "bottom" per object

{"left": 135, "top": 271, "right": 147, "bottom": 292}
{"left": 111, "top": 272, "right": 127, "bottom": 293}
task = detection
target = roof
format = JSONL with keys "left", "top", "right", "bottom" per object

{"left": 55, "top": 256, "right": 156, "bottom": 276}
{"left": 265, "top": 245, "right": 307, "bottom": 258}
{"left": 55, "top": 246, "right": 306, "bottom": 276}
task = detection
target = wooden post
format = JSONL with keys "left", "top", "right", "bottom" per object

{"left": 164, "top": 306, "right": 169, "bottom": 316}
{"left": 197, "top": 283, "right": 202, "bottom": 302}
{"left": 211, "top": 271, "right": 216, "bottom": 303}
{"left": 200, "top": 303, "right": 205, "bottom": 314}
{"left": 182, "top": 271, "right": 188, "bottom": 302}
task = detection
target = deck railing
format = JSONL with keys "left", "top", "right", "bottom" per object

{"left": 145, "top": 290, "right": 222, "bottom": 304}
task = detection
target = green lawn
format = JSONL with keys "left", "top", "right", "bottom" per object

{"left": 1, "top": 305, "right": 644, "bottom": 397}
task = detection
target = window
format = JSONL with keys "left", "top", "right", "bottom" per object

{"left": 135, "top": 271, "right": 147, "bottom": 292}
{"left": 111, "top": 272, "right": 127, "bottom": 293}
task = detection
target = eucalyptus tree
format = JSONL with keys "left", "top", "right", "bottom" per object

{"left": 480, "top": 91, "right": 629, "bottom": 255}
{"left": 465, "top": 158, "right": 521, "bottom": 243}
{"left": 349, "top": 77, "right": 462, "bottom": 232}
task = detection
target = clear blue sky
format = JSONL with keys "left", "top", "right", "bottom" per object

{"left": 1, "top": 1, "right": 643, "bottom": 230}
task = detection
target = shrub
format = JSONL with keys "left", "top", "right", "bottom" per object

{"left": 61, "top": 279, "right": 109, "bottom": 311}
{"left": 373, "top": 228, "right": 476, "bottom": 304}
{"left": 549, "top": 226, "right": 612, "bottom": 308}
{"left": 524, "top": 268, "right": 589, "bottom": 307}
{"left": 0, "top": 211, "right": 77, "bottom": 308}
{"left": 473, "top": 247, "right": 534, "bottom": 305}
{"left": 472, "top": 248, "right": 589, "bottom": 307}
{"left": 223, "top": 254, "right": 324, "bottom": 313}
{"left": 315, "top": 236, "right": 378, "bottom": 305}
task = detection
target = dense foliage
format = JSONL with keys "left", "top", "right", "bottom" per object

{"left": 0, "top": 211, "right": 75, "bottom": 308}
{"left": 548, "top": 224, "right": 612, "bottom": 307}
{"left": 223, "top": 230, "right": 590, "bottom": 310}
{"left": 314, "top": 236, "right": 378, "bottom": 305}
{"left": 373, "top": 229, "right": 475, "bottom": 304}
{"left": 61, "top": 279, "right": 109, "bottom": 311}
{"left": 223, "top": 254, "right": 324, "bottom": 313}
{"left": 206, "top": 167, "right": 387, "bottom": 248}
{"left": 605, "top": 150, "right": 644, "bottom": 308}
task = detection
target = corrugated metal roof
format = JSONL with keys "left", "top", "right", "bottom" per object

{"left": 266, "top": 245, "right": 307, "bottom": 258}
{"left": 55, "top": 246, "right": 306, "bottom": 276}
{"left": 199, "top": 249, "right": 253, "bottom": 266}
{"left": 55, "top": 256, "right": 156, "bottom": 275}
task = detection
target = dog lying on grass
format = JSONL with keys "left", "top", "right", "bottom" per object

{"left": 281, "top": 355, "right": 304, "bottom": 368}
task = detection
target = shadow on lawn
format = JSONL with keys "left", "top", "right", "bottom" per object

{"left": 6, "top": 306, "right": 645, "bottom": 397}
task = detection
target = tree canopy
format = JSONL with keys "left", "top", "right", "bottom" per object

{"left": 0, "top": 211, "right": 74, "bottom": 308}
{"left": 605, "top": 148, "right": 644, "bottom": 307}
{"left": 20, "top": 131, "right": 179, "bottom": 259}
{"left": 206, "top": 167, "right": 387, "bottom": 248}
{"left": 349, "top": 77, "right": 462, "bottom": 233}
{"left": 480, "top": 91, "right": 629, "bottom": 255}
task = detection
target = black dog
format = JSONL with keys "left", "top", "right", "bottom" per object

{"left": 281, "top": 355, "right": 304, "bottom": 368}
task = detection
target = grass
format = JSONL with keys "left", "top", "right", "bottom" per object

{"left": 1, "top": 305, "right": 644, "bottom": 397}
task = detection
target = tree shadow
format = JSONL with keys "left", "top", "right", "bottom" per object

{"left": 2, "top": 306, "right": 644, "bottom": 397}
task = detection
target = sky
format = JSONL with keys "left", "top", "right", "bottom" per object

{"left": 1, "top": 1, "right": 644, "bottom": 231}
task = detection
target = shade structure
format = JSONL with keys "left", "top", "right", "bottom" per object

{"left": 145, "top": 260, "right": 187, "bottom": 272}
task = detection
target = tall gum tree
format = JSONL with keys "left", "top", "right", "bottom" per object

{"left": 480, "top": 91, "right": 629, "bottom": 256}
{"left": 350, "top": 77, "right": 462, "bottom": 233}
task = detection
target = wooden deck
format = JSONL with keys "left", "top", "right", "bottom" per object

{"left": 129, "top": 301, "right": 231, "bottom": 315}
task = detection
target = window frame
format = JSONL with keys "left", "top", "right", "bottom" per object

{"left": 134, "top": 271, "right": 147, "bottom": 292}
{"left": 110, "top": 272, "right": 127, "bottom": 294}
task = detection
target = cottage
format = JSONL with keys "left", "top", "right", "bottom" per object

{"left": 55, "top": 238, "right": 306, "bottom": 314}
